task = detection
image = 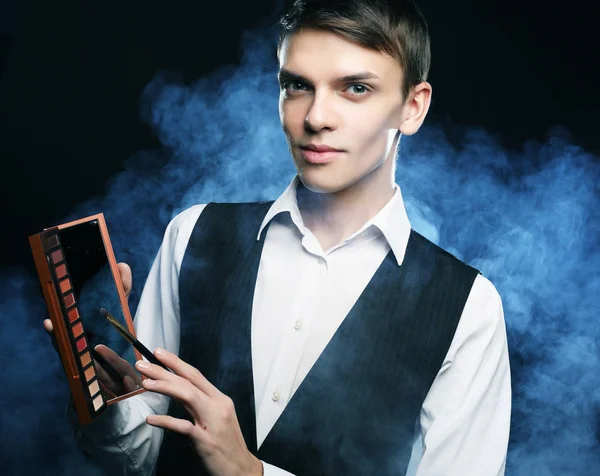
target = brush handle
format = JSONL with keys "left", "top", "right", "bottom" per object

{"left": 134, "top": 339, "right": 171, "bottom": 372}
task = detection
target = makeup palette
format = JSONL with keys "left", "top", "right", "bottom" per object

{"left": 29, "top": 213, "right": 145, "bottom": 424}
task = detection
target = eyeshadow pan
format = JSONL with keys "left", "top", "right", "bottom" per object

{"left": 55, "top": 263, "right": 67, "bottom": 279}
{"left": 51, "top": 249, "right": 63, "bottom": 264}
{"left": 64, "top": 293, "right": 75, "bottom": 307}
{"left": 76, "top": 336, "right": 87, "bottom": 353}
{"left": 59, "top": 278, "right": 71, "bottom": 294}
{"left": 88, "top": 380, "right": 100, "bottom": 397}
{"left": 84, "top": 365, "right": 95, "bottom": 382}
{"left": 92, "top": 395, "right": 104, "bottom": 412}
{"left": 72, "top": 322, "right": 83, "bottom": 338}
{"left": 80, "top": 351, "right": 91, "bottom": 367}
{"left": 46, "top": 234, "right": 59, "bottom": 248}
{"left": 68, "top": 307, "right": 79, "bottom": 323}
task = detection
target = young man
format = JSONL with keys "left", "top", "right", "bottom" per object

{"left": 47, "top": 1, "right": 511, "bottom": 474}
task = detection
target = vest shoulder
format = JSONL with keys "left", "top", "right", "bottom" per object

{"left": 199, "top": 201, "right": 275, "bottom": 222}
{"left": 204, "top": 201, "right": 274, "bottom": 210}
{"left": 410, "top": 230, "right": 481, "bottom": 275}
{"left": 164, "top": 204, "right": 208, "bottom": 237}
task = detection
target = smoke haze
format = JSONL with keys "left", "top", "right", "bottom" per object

{"left": 1, "top": 25, "right": 598, "bottom": 475}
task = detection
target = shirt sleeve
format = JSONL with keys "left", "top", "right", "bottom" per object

{"left": 413, "top": 274, "right": 512, "bottom": 476}
{"left": 66, "top": 204, "right": 207, "bottom": 476}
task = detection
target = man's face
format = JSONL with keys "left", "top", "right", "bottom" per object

{"left": 278, "top": 28, "right": 405, "bottom": 194}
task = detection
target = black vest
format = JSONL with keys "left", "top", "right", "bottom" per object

{"left": 156, "top": 202, "right": 478, "bottom": 475}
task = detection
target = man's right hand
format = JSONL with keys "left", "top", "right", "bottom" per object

{"left": 43, "top": 262, "right": 142, "bottom": 397}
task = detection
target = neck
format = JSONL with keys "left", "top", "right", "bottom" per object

{"left": 297, "top": 166, "right": 396, "bottom": 252}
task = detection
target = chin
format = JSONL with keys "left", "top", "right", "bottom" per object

{"left": 297, "top": 168, "right": 356, "bottom": 194}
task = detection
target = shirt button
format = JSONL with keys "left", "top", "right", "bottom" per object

{"left": 271, "top": 390, "right": 281, "bottom": 402}
{"left": 294, "top": 320, "right": 302, "bottom": 330}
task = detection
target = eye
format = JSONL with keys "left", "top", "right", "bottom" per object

{"left": 282, "top": 80, "right": 308, "bottom": 92}
{"left": 347, "top": 84, "right": 370, "bottom": 95}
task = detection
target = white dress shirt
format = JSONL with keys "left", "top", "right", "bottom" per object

{"left": 69, "top": 177, "right": 511, "bottom": 476}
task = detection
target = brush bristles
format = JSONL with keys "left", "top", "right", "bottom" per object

{"left": 101, "top": 308, "right": 135, "bottom": 343}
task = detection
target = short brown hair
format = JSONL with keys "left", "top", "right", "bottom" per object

{"left": 278, "top": 0, "right": 431, "bottom": 100}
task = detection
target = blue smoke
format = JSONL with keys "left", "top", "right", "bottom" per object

{"left": 1, "top": 25, "right": 598, "bottom": 475}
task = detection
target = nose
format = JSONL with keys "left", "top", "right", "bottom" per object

{"left": 304, "top": 91, "right": 339, "bottom": 132}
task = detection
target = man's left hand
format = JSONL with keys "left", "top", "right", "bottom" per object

{"left": 135, "top": 349, "right": 263, "bottom": 476}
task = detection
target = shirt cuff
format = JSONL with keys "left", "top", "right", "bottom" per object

{"left": 261, "top": 461, "right": 296, "bottom": 476}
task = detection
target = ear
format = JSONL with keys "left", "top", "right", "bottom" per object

{"left": 398, "top": 81, "right": 432, "bottom": 136}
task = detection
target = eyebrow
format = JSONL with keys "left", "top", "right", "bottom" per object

{"left": 277, "top": 68, "right": 380, "bottom": 85}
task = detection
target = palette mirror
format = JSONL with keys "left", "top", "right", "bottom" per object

{"left": 58, "top": 219, "right": 142, "bottom": 396}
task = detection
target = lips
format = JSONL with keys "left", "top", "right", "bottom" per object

{"left": 300, "top": 148, "right": 342, "bottom": 165}
{"left": 300, "top": 144, "right": 342, "bottom": 152}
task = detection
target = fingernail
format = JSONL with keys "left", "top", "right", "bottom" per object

{"left": 136, "top": 361, "right": 149, "bottom": 370}
{"left": 155, "top": 348, "right": 166, "bottom": 356}
{"left": 143, "top": 378, "right": 156, "bottom": 386}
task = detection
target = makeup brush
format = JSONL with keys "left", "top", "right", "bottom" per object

{"left": 100, "top": 308, "right": 171, "bottom": 372}
{"left": 100, "top": 308, "right": 194, "bottom": 421}
{"left": 100, "top": 308, "right": 196, "bottom": 422}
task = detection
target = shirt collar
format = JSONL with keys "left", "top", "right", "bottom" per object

{"left": 257, "top": 176, "right": 307, "bottom": 240}
{"left": 257, "top": 176, "right": 411, "bottom": 266}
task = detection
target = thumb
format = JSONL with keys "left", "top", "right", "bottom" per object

{"left": 117, "top": 262, "right": 133, "bottom": 299}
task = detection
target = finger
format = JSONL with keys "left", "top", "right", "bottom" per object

{"left": 146, "top": 414, "right": 199, "bottom": 438}
{"left": 135, "top": 362, "right": 199, "bottom": 398}
{"left": 95, "top": 344, "right": 142, "bottom": 384}
{"left": 139, "top": 373, "right": 209, "bottom": 422}
{"left": 151, "top": 348, "right": 218, "bottom": 397}
{"left": 117, "top": 262, "right": 132, "bottom": 299}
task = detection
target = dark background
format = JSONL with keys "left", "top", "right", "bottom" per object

{"left": 0, "top": 0, "right": 597, "bottom": 271}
